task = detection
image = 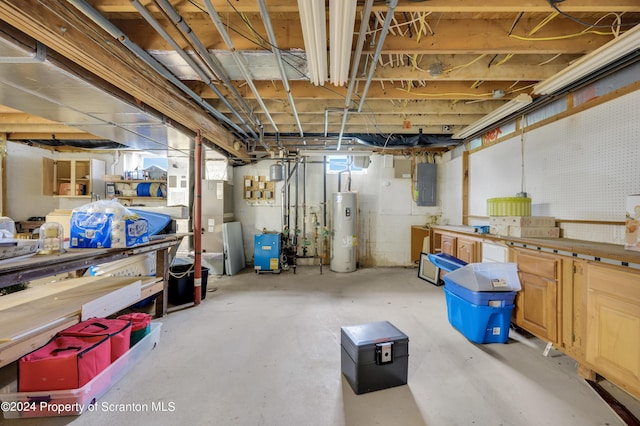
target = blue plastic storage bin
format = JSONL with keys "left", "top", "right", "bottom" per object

{"left": 427, "top": 253, "right": 467, "bottom": 273}
{"left": 444, "top": 280, "right": 517, "bottom": 307}
{"left": 444, "top": 287, "right": 514, "bottom": 344}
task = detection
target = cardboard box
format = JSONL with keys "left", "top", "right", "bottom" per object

{"left": 489, "top": 216, "right": 556, "bottom": 227}
{"left": 508, "top": 226, "right": 560, "bottom": 238}
{"left": 625, "top": 195, "right": 640, "bottom": 251}
{"left": 46, "top": 209, "right": 73, "bottom": 239}
{"left": 489, "top": 224, "right": 509, "bottom": 236}
{"left": 58, "top": 183, "right": 85, "bottom": 196}
{"left": 70, "top": 212, "right": 149, "bottom": 248}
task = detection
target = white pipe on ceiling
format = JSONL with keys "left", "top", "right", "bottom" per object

{"left": 203, "top": 0, "right": 280, "bottom": 139}
{"left": 258, "top": 0, "right": 304, "bottom": 140}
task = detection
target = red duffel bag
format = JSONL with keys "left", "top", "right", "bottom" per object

{"left": 18, "top": 335, "right": 111, "bottom": 392}
{"left": 58, "top": 318, "right": 132, "bottom": 362}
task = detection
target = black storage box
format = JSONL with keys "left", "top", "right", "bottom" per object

{"left": 341, "top": 321, "right": 409, "bottom": 395}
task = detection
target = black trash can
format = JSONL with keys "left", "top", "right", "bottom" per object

{"left": 168, "top": 264, "right": 209, "bottom": 305}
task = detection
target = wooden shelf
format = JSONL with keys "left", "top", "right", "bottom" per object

{"left": 108, "top": 196, "right": 166, "bottom": 200}
{"left": 104, "top": 179, "right": 166, "bottom": 183}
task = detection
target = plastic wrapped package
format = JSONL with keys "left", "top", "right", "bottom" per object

{"left": 70, "top": 199, "right": 149, "bottom": 248}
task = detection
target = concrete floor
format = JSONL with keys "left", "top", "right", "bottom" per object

{"left": 2, "top": 266, "right": 637, "bottom": 425}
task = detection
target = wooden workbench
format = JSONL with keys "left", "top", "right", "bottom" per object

{"left": 0, "top": 235, "right": 183, "bottom": 368}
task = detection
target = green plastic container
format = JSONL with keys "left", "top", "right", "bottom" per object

{"left": 117, "top": 313, "right": 152, "bottom": 346}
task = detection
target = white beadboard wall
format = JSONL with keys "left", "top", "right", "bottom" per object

{"left": 446, "top": 89, "right": 640, "bottom": 244}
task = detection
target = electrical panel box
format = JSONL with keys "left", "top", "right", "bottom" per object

{"left": 416, "top": 163, "right": 437, "bottom": 206}
{"left": 394, "top": 159, "right": 412, "bottom": 179}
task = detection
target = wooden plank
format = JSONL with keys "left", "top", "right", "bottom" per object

{"left": 0, "top": 276, "right": 142, "bottom": 342}
{"left": 0, "top": 277, "right": 94, "bottom": 310}
{"left": 0, "top": 317, "right": 78, "bottom": 368}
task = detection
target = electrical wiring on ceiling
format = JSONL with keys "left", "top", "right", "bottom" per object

{"left": 547, "top": 0, "right": 640, "bottom": 28}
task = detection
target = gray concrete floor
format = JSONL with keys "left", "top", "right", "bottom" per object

{"left": 2, "top": 266, "right": 637, "bottom": 425}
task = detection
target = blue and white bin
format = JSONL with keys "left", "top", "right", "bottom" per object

{"left": 443, "top": 262, "right": 521, "bottom": 344}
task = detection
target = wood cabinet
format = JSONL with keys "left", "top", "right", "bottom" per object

{"left": 456, "top": 237, "right": 479, "bottom": 263}
{"left": 440, "top": 234, "right": 456, "bottom": 256}
{"left": 585, "top": 263, "right": 640, "bottom": 398}
{"left": 42, "top": 158, "right": 105, "bottom": 198}
{"left": 431, "top": 230, "right": 481, "bottom": 263}
{"left": 513, "top": 249, "right": 560, "bottom": 343}
{"left": 410, "top": 226, "right": 430, "bottom": 265}
{"left": 430, "top": 225, "right": 640, "bottom": 400}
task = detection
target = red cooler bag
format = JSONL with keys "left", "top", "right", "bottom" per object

{"left": 59, "top": 318, "right": 132, "bottom": 362}
{"left": 18, "top": 335, "right": 111, "bottom": 391}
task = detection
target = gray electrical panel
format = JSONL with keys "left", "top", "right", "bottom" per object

{"left": 416, "top": 163, "right": 437, "bottom": 206}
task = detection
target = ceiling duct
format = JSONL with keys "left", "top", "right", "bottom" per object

{"left": 0, "top": 28, "right": 193, "bottom": 152}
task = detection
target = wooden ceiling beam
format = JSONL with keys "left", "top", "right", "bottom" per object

{"left": 90, "top": 0, "right": 640, "bottom": 15}
{"left": 260, "top": 124, "right": 463, "bottom": 135}
{"left": 210, "top": 99, "right": 503, "bottom": 115}
{"left": 230, "top": 113, "right": 484, "bottom": 127}
{"left": 0, "top": 124, "right": 88, "bottom": 133}
{"left": 7, "top": 132, "right": 103, "bottom": 140}
{"left": 362, "top": 54, "right": 579, "bottom": 81}
{"left": 197, "top": 80, "right": 536, "bottom": 100}
{"left": 112, "top": 15, "right": 620, "bottom": 54}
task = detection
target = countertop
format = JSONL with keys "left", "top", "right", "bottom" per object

{"left": 431, "top": 225, "right": 640, "bottom": 266}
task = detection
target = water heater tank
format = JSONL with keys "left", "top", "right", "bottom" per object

{"left": 331, "top": 192, "right": 358, "bottom": 273}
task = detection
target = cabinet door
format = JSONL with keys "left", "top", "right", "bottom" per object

{"left": 516, "top": 271, "right": 558, "bottom": 342}
{"left": 586, "top": 264, "right": 640, "bottom": 398}
{"left": 514, "top": 250, "right": 559, "bottom": 342}
{"left": 90, "top": 159, "right": 105, "bottom": 198}
{"left": 456, "top": 237, "right": 477, "bottom": 263}
{"left": 42, "top": 157, "right": 55, "bottom": 195}
{"left": 410, "top": 226, "right": 430, "bottom": 264}
{"left": 441, "top": 235, "right": 456, "bottom": 256}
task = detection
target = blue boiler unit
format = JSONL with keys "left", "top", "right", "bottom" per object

{"left": 254, "top": 233, "right": 281, "bottom": 273}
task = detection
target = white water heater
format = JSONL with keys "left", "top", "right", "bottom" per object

{"left": 331, "top": 192, "right": 358, "bottom": 273}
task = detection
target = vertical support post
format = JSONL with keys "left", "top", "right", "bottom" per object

{"left": 0, "top": 133, "right": 6, "bottom": 216}
{"left": 462, "top": 150, "right": 469, "bottom": 226}
{"left": 155, "top": 247, "right": 168, "bottom": 317}
{"left": 193, "top": 131, "right": 203, "bottom": 305}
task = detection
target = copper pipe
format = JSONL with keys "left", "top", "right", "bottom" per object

{"left": 193, "top": 131, "right": 203, "bottom": 305}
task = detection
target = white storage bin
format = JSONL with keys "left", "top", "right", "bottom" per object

{"left": 1, "top": 323, "right": 162, "bottom": 419}
{"left": 443, "top": 262, "right": 521, "bottom": 292}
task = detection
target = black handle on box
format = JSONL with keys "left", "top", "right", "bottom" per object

{"left": 51, "top": 346, "right": 82, "bottom": 353}
{"left": 85, "top": 322, "right": 109, "bottom": 331}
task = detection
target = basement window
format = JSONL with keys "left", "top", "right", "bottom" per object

{"left": 326, "top": 156, "right": 367, "bottom": 174}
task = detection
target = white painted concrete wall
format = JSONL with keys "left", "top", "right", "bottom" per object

{"left": 5, "top": 142, "right": 113, "bottom": 220}
{"left": 233, "top": 155, "right": 443, "bottom": 266}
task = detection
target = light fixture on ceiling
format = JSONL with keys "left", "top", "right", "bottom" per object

{"left": 533, "top": 24, "right": 640, "bottom": 95}
{"left": 330, "top": 0, "right": 357, "bottom": 86}
{"left": 452, "top": 94, "right": 533, "bottom": 139}
{"left": 297, "top": 0, "right": 327, "bottom": 86}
